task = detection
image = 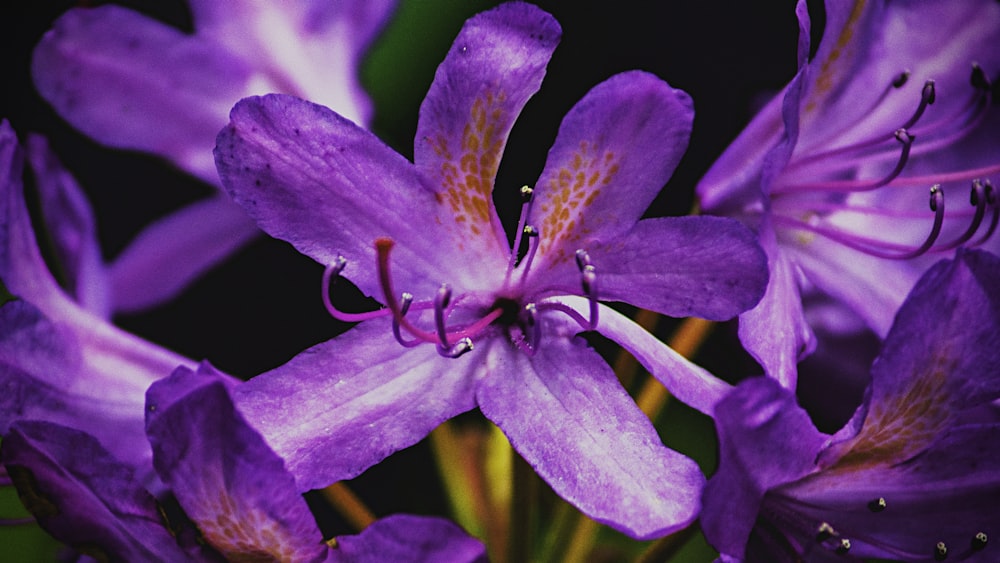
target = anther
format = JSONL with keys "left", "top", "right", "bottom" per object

{"left": 892, "top": 70, "right": 911, "bottom": 89}
{"left": 816, "top": 522, "right": 836, "bottom": 542}
{"left": 520, "top": 185, "right": 534, "bottom": 202}
{"left": 836, "top": 538, "right": 852, "bottom": 555}
{"left": 440, "top": 337, "right": 474, "bottom": 359}
{"left": 867, "top": 497, "right": 887, "bottom": 512}
{"left": 517, "top": 225, "right": 541, "bottom": 281}
{"left": 972, "top": 532, "right": 988, "bottom": 551}
{"left": 935, "top": 541, "right": 948, "bottom": 561}
{"left": 971, "top": 63, "right": 991, "bottom": 92}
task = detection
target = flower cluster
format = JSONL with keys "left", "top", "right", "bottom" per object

{"left": 1, "top": 1, "right": 997, "bottom": 562}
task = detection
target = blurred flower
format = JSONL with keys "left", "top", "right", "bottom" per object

{"left": 0, "top": 120, "right": 193, "bottom": 472}
{"left": 32, "top": 0, "right": 396, "bottom": 312}
{"left": 2, "top": 363, "right": 486, "bottom": 562}
{"left": 215, "top": 2, "right": 768, "bottom": 539}
{"left": 696, "top": 0, "right": 1000, "bottom": 387}
{"left": 702, "top": 249, "right": 1000, "bottom": 561}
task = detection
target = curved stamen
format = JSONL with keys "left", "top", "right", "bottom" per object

{"left": 504, "top": 185, "right": 535, "bottom": 288}
{"left": 322, "top": 257, "right": 392, "bottom": 323}
{"left": 973, "top": 180, "right": 999, "bottom": 246}
{"left": 376, "top": 238, "right": 440, "bottom": 344}
{"left": 900, "top": 80, "right": 935, "bottom": 130}
{"left": 517, "top": 225, "right": 540, "bottom": 283}
{"left": 392, "top": 292, "right": 422, "bottom": 348}
{"left": 778, "top": 129, "right": 914, "bottom": 194}
{"left": 434, "top": 284, "right": 454, "bottom": 350}
{"left": 575, "top": 250, "right": 599, "bottom": 330}
{"left": 775, "top": 185, "right": 946, "bottom": 259}
{"left": 536, "top": 300, "right": 591, "bottom": 332}
{"left": 938, "top": 180, "right": 988, "bottom": 250}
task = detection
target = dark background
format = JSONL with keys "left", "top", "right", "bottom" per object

{"left": 1, "top": 0, "right": 813, "bottom": 558}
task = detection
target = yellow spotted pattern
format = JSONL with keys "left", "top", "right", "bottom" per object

{"left": 538, "top": 141, "right": 620, "bottom": 264}
{"left": 433, "top": 92, "right": 508, "bottom": 239}
{"left": 806, "top": 0, "right": 868, "bottom": 114}
{"left": 194, "top": 492, "right": 307, "bottom": 563}
{"left": 826, "top": 353, "right": 954, "bottom": 473}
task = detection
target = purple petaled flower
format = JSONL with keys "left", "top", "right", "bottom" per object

{"left": 702, "top": 248, "right": 1000, "bottom": 562}
{"left": 32, "top": 0, "right": 396, "bottom": 312}
{"left": 1, "top": 364, "right": 487, "bottom": 562}
{"left": 696, "top": 0, "right": 1000, "bottom": 387}
{"left": 215, "top": 2, "right": 768, "bottom": 539}
{"left": 0, "top": 120, "right": 193, "bottom": 471}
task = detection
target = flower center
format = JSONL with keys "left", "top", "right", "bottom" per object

{"left": 319, "top": 184, "right": 602, "bottom": 357}
{"left": 770, "top": 65, "right": 999, "bottom": 259}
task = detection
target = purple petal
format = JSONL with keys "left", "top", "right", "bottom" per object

{"left": 583, "top": 299, "right": 733, "bottom": 416}
{"left": 188, "top": 0, "right": 394, "bottom": 126}
{"left": 233, "top": 319, "right": 480, "bottom": 491}
{"left": 780, "top": 423, "right": 1000, "bottom": 561}
{"left": 476, "top": 322, "right": 704, "bottom": 539}
{"left": 216, "top": 94, "right": 504, "bottom": 299}
{"left": 701, "top": 377, "right": 827, "bottom": 559}
{"left": 25, "top": 135, "right": 109, "bottom": 317}
{"left": 0, "top": 420, "right": 188, "bottom": 560}
{"left": 414, "top": 2, "right": 560, "bottom": 258}
{"left": 334, "top": 514, "right": 486, "bottom": 563}
{"left": 32, "top": 5, "right": 253, "bottom": 185}
{"left": 818, "top": 249, "right": 1000, "bottom": 469}
{"left": 589, "top": 216, "right": 768, "bottom": 321}
{"left": 108, "top": 195, "right": 260, "bottom": 313}
{"left": 527, "top": 71, "right": 693, "bottom": 280}
{"left": 737, "top": 220, "right": 816, "bottom": 388}
{"left": 147, "top": 364, "right": 327, "bottom": 562}
{"left": 0, "top": 121, "right": 65, "bottom": 313}
{"left": 0, "top": 302, "right": 150, "bottom": 466}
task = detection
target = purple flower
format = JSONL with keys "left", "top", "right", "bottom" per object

{"left": 696, "top": 0, "right": 1000, "bottom": 387}
{"left": 215, "top": 2, "right": 768, "bottom": 538}
{"left": 0, "top": 120, "right": 194, "bottom": 469}
{"left": 1, "top": 363, "right": 486, "bottom": 562}
{"left": 701, "top": 248, "right": 1000, "bottom": 561}
{"left": 31, "top": 0, "right": 395, "bottom": 312}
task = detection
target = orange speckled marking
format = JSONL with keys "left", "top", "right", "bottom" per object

{"left": 436, "top": 92, "right": 508, "bottom": 238}
{"left": 806, "top": 0, "right": 867, "bottom": 114}
{"left": 191, "top": 492, "right": 311, "bottom": 562}
{"left": 826, "top": 352, "right": 955, "bottom": 473}
{"left": 539, "top": 141, "right": 620, "bottom": 263}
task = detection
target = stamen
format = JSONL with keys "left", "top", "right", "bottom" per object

{"left": 867, "top": 497, "right": 887, "bottom": 512}
{"left": 974, "top": 180, "right": 999, "bottom": 246}
{"left": 322, "top": 257, "right": 392, "bottom": 323}
{"left": 434, "top": 284, "right": 454, "bottom": 349}
{"left": 523, "top": 302, "right": 540, "bottom": 352}
{"left": 938, "top": 180, "right": 988, "bottom": 250}
{"left": 777, "top": 128, "right": 914, "bottom": 193}
{"left": 376, "top": 238, "right": 440, "bottom": 344}
{"left": 504, "top": 185, "right": 536, "bottom": 287}
{"left": 391, "top": 293, "right": 422, "bottom": 348}
{"left": 575, "top": 250, "right": 599, "bottom": 330}
{"left": 773, "top": 184, "right": 945, "bottom": 259}
{"left": 900, "top": 80, "right": 935, "bottom": 130}
{"left": 935, "top": 541, "right": 948, "bottom": 561}
{"left": 972, "top": 532, "right": 988, "bottom": 551}
{"left": 517, "top": 226, "right": 540, "bottom": 283}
